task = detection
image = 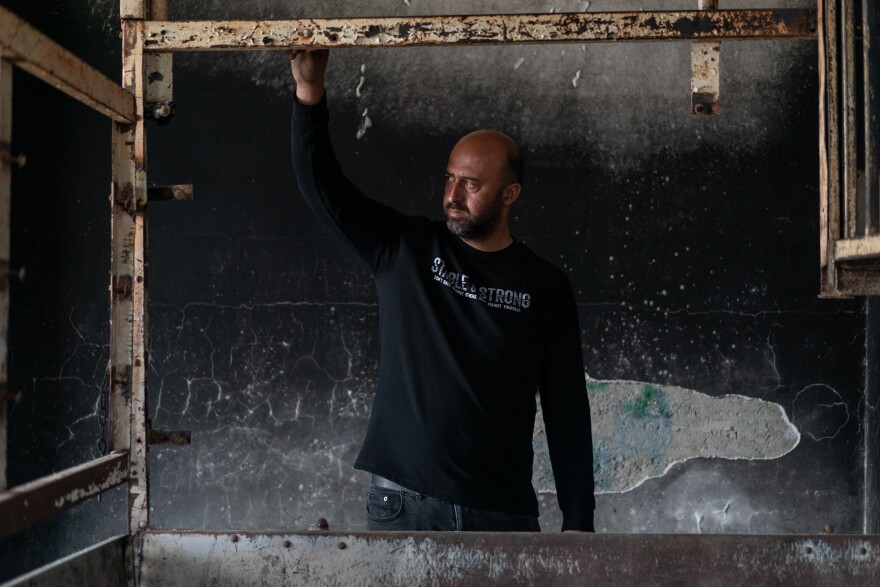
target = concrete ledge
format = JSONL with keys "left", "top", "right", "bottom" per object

{"left": 140, "top": 531, "right": 880, "bottom": 586}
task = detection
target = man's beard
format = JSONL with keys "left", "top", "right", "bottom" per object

{"left": 445, "top": 190, "right": 505, "bottom": 239}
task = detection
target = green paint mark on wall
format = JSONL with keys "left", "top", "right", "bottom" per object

{"left": 587, "top": 381, "right": 610, "bottom": 393}
{"left": 622, "top": 384, "right": 660, "bottom": 417}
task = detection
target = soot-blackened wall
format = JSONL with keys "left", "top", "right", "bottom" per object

{"left": 0, "top": 0, "right": 869, "bottom": 581}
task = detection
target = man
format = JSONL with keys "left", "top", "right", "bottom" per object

{"left": 289, "top": 49, "right": 594, "bottom": 532}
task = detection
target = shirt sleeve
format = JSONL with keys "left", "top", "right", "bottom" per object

{"left": 538, "top": 275, "right": 596, "bottom": 532}
{"left": 291, "top": 93, "right": 405, "bottom": 273}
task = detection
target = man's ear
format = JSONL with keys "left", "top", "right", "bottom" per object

{"left": 503, "top": 183, "right": 521, "bottom": 207}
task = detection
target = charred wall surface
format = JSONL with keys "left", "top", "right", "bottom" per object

{"left": 0, "top": 0, "right": 870, "bottom": 581}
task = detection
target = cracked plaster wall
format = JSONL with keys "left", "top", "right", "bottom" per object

{"left": 0, "top": 0, "right": 870, "bottom": 580}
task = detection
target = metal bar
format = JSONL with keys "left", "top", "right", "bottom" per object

{"left": 0, "top": 5, "right": 135, "bottom": 124}
{"left": 692, "top": 0, "right": 720, "bottom": 115}
{"left": 145, "top": 0, "right": 173, "bottom": 110}
{"left": 120, "top": 0, "right": 147, "bottom": 20}
{"left": 865, "top": 0, "right": 880, "bottom": 234}
{"left": 147, "top": 429, "right": 191, "bottom": 445}
{"left": 110, "top": 16, "right": 149, "bottom": 535}
{"left": 0, "top": 452, "right": 129, "bottom": 540}
{"left": 0, "top": 51, "right": 11, "bottom": 492}
{"left": 820, "top": 0, "right": 842, "bottom": 293}
{"left": 843, "top": 0, "right": 859, "bottom": 237}
{"left": 147, "top": 184, "right": 193, "bottom": 201}
{"left": 140, "top": 531, "right": 880, "bottom": 585}
{"left": 142, "top": 10, "right": 818, "bottom": 52}
{"left": 834, "top": 234, "right": 880, "bottom": 260}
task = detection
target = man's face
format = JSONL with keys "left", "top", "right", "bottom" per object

{"left": 443, "top": 136, "right": 509, "bottom": 239}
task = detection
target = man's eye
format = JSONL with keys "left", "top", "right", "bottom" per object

{"left": 465, "top": 180, "right": 477, "bottom": 189}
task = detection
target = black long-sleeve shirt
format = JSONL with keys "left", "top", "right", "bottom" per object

{"left": 291, "top": 94, "right": 595, "bottom": 531}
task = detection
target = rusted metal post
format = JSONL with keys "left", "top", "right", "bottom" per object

{"left": 692, "top": 0, "right": 720, "bottom": 115}
{"left": 819, "top": 0, "right": 842, "bottom": 294}
{"left": 841, "top": 0, "right": 858, "bottom": 238}
{"left": 111, "top": 7, "right": 149, "bottom": 535}
{"left": 864, "top": 0, "right": 879, "bottom": 235}
{"left": 0, "top": 50, "right": 11, "bottom": 492}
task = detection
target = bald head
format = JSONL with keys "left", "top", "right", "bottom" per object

{"left": 452, "top": 130, "right": 524, "bottom": 187}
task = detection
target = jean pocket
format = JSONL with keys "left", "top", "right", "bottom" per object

{"left": 366, "top": 487, "right": 404, "bottom": 522}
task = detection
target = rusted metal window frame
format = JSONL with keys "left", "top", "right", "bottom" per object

{"left": 0, "top": 6, "right": 136, "bottom": 540}
{"left": 2, "top": 0, "right": 861, "bottom": 553}
{"left": 820, "top": 0, "right": 880, "bottom": 297}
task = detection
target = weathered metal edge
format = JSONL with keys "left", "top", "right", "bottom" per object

{"left": 0, "top": 452, "right": 129, "bottom": 541}
{"left": 139, "top": 531, "right": 880, "bottom": 585}
{"left": 142, "top": 10, "right": 818, "bottom": 52}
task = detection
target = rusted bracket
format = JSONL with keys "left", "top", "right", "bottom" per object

{"left": 111, "top": 274, "right": 133, "bottom": 301}
{"left": 692, "top": 0, "right": 720, "bottom": 115}
{"left": 147, "top": 428, "right": 192, "bottom": 446}
{"left": 0, "top": 259, "right": 25, "bottom": 293}
{"left": 148, "top": 184, "right": 193, "bottom": 201}
{"left": 146, "top": 101, "right": 175, "bottom": 122}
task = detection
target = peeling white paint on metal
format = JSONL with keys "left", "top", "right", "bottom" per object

{"left": 533, "top": 378, "right": 801, "bottom": 494}
{"left": 52, "top": 465, "right": 128, "bottom": 509}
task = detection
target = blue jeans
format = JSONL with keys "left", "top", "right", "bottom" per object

{"left": 365, "top": 484, "right": 541, "bottom": 532}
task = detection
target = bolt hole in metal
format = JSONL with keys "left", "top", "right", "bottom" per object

{"left": 862, "top": 547, "right": 869, "bottom": 556}
{"left": 338, "top": 542, "right": 347, "bottom": 550}
{"left": 694, "top": 104, "right": 705, "bottom": 114}
{"left": 283, "top": 540, "right": 292, "bottom": 548}
{"left": 231, "top": 535, "right": 239, "bottom": 543}
{"left": 805, "top": 547, "right": 813, "bottom": 554}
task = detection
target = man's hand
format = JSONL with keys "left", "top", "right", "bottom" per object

{"left": 289, "top": 48, "right": 330, "bottom": 106}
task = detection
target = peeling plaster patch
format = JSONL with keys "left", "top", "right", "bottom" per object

{"left": 533, "top": 379, "right": 801, "bottom": 494}
{"left": 356, "top": 109, "right": 372, "bottom": 140}
{"left": 791, "top": 384, "right": 850, "bottom": 442}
